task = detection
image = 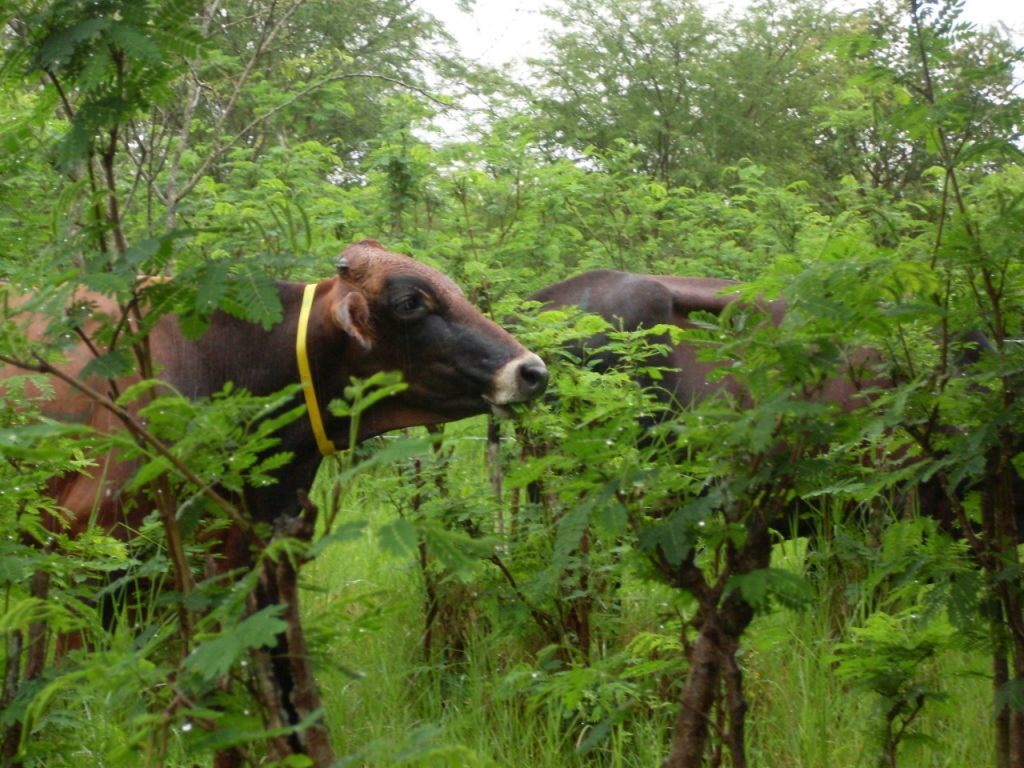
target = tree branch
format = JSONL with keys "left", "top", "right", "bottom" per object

{"left": 0, "top": 351, "right": 261, "bottom": 546}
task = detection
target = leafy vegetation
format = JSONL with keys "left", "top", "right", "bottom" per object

{"left": 1, "top": 0, "right": 1022, "bottom": 766}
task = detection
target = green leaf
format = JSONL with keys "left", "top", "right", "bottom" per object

{"left": 115, "top": 378, "right": 166, "bottom": 406}
{"left": 337, "top": 436, "right": 432, "bottom": 485}
{"left": 377, "top": 518, "right": 418, "bottom": 558}
{"left": 108, "top": 22, "right": 162, "bottom": 64}
{"left": 576, "top": 713, "right": 617, "bottom": 753}
{"left": 126, "top": 455, "right": 172, "bottom": 491}
{"left": 727, "top": 568, "right": 815, "bottom": 612}
{"left": 79, "top": 348, "right": 134, "bottom": 381}
{"left": 222, "top": 271, "right": 283, "bottom": 330}
{"left": 195, "top": 261, "right": 231, "bottom": 313}
{"left": 592, "top": 499, "right": 627, "bottom": 538}
{"left": 309, "top": 520, "right": 367, "bottom": 558}
{"left": 123, "top": 230, "right": 188, "bottom": 272}
{"left": 330, "top": 371, "right": 408, "bottom": 420}
{"left": 184, "top": 605, "right": 288, "bottom": 682}
{"left": 995, "top": 677, "right": 1024, "bottom": 714}
{"left": 637, "top": 519, "right": 694, "bottom": 567}
{"left": 419, "top": 524, "right": 493, "bottom": 579}
{"left": 35, "top": 18, "right": 110, "bottom": 68}
{"left": 552, "top": 502, "right": 590, "bottom": 565}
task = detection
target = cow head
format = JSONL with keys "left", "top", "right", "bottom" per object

{"left": 318, "top": 240, "right": 548, "bottom": 440}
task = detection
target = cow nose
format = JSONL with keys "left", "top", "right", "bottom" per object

{"left": 489, "top": 352, "right": 549, "bottom": 405}
{"left": 517, "top": 358, "right": 549, "bottom": 399}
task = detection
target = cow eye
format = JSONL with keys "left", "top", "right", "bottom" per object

{"left": 392, "top": 291, "right": 428, "bottom": 319}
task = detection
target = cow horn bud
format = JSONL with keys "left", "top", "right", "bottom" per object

{"left": 336, "top": 256, "right": 350, "bottom": 278}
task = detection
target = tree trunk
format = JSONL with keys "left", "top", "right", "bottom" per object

{"left": 722, "top": 635, "right": 748, "bottom": 768}
{"left": 1, "top": 628, "right": 25, "bottom": 765}
{"left": 663, "top": 617, "right": 722, "bottom": 768}
{"left": 996, "top": 642, "right": 1011, "bottom": 768}
{"left": 663, "top": 517, "right": 769, "bottom": 768}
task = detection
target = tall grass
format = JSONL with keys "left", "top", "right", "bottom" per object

{"left": 302, "top": 425, "right": 995, "bottom": 767}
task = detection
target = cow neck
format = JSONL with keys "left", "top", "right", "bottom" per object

{"left": 296, "top": 283, "right": 339, "bottom": 456}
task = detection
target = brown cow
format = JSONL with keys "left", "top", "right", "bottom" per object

{"left": 1, "top": 239, "right": 548, "bottom": 763}
{"left": 525, "top": 269, "right": 1019, "bottom": 534}
{"left": 529, "top": 269, "right": 785, "bottom": 409}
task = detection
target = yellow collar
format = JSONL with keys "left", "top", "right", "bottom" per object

{"left": 296, "top": 283, "right": 338, "bottom": 456}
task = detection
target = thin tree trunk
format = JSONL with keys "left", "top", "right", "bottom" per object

{"left": 722, "top": 635, "right": 748, "bottom": 768}
{"left": 984, "top": 467, "right": 1011, "bottom": 768}
{"left": 487, "top": 418, "right": 504, "bottom": 532}
{"left": 1, "top": 629, "right": 24, "bottom": 765}
{"left": 996, "top": 640, "right": 1011, "bottom": 768}
{"left": 995, "top": 450, "right": 1024, "bottom": 768}
{"left": 664, "top": 618, "right": 722, "bottom": 768}
{"left": 663, "top": 515, "right": 769, "bottom": 768}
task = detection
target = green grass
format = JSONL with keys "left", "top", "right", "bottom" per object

{"left": 305, "top": 543, "right": 675, "bottom": 768}
{"left": 301, "top": 439, "right": 997, "bottom": 767}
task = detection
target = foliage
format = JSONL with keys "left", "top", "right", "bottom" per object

{"left": 1, "top": 0, "right": 1023, "bottom": 765}
{"left": 833, "top": 609, "right": 955, "bottom": 765}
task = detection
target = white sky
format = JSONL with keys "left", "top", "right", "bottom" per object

{"left": 416, "top": 0, "right": 1023, "bottom": 68}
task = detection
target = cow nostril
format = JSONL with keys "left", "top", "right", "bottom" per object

{"left": 518, "top": 360, "right": 549, "bottom": 397}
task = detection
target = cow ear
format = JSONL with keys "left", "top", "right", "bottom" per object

{"left": 331, "top": 290, "right": 373, "bottom": 351}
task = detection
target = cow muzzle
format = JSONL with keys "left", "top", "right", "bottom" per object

{"left": 485, "top": 352, "right": 549, "bottom": 413}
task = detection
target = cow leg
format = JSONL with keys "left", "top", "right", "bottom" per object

{"left": 243, "top": 498, "right": 334, "bottom": 767}
{"left": 272, "top": 546, "right": 334, "bottom": 762}
{"left": 1, "top": 626, "right": 25, "bottom": 765}
{"left": 249, "top": 562, "right": 333, "bottom": 764}
{"left": 204, "top": 498, "right": 333, "bottom": 767}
